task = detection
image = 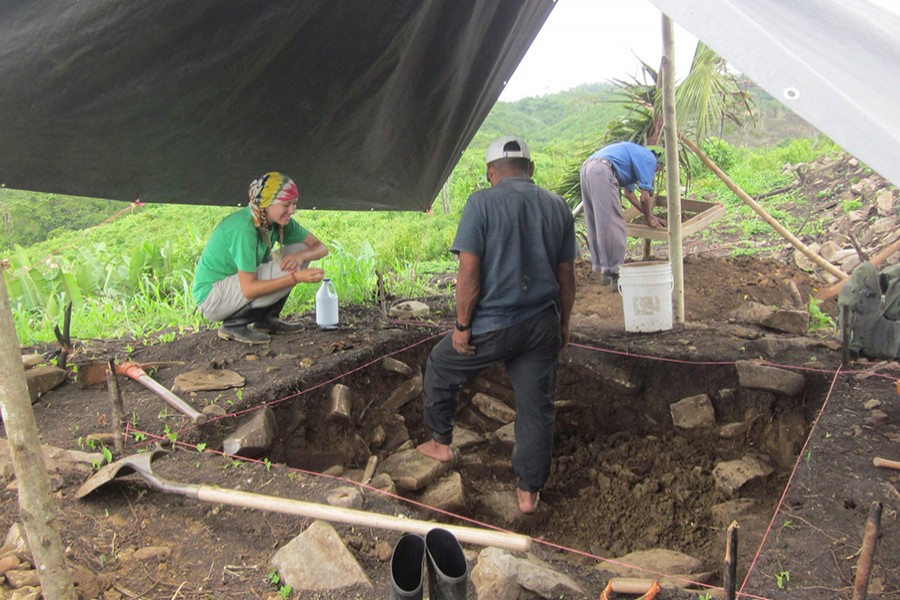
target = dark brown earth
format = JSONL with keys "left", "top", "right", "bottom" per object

{"left": 4, "top": 154, "right": 900, "bottom": 599}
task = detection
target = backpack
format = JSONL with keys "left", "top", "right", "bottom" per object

{"left": 837, "top": 261, "right": 900, "bottom": 359}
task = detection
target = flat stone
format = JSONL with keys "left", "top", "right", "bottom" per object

{"left": 388, "top": 300, "right": 430, "bottom": 318}
{"left": 223, "top": 407, "right": 277, "bottom": 458}
{"left": 419, "top": 471, "right": 466, "bottom": 514}
{"left": 326, "top": 486, "right": 364, "bottom": 509}
{"left": 24, "top": 365, "right": 67, "bottom": 402}
{"left": 378, "top": 447, "right": 458, "bottom": 491}
{"left": 598, "top": 548, "right": 704, "bottom": 579}
{"left": 172, "top": 368, "right": 245, "bottom": 393}
{"left": 717, "top": 422, "right": 749, "bottom": 439}
{"left": 761, "top": 310, "right": 810, "bottom": 334}
{"left": 471, "top": 393, "right": 516, "bottom": 424}
{"left": 20, "top": 354, "right": 43, "bottom": 369}
{"left": 6, "top": 568, "right": 40, "bottom": 588}
{"left": 670, "top": 394, "right": 716, "bottom": 429}
{"left": 735, "top": 360, "right": 806, "bottom": 396}
{"left": 491, "top": 422, "right": 516, "bottom": 445}
{"left": 451, "top": 425, "right": 484, "bottom": 449}
{"left": 712, "top": 454, "right": 774, "bottom": 495}
{"left": 270, "top": 520, "right": 372, "bottom": 594}
{"left": 472, "top": 547, "right": 584, "bottom": 600}
{"left": 381, "top": 356, "right": 413, "bottom": 376}
{"left": 383, "top": 375, "right": 423, "bottom": 411}
{"left": 728, "top": 301, "right": 775, "bottom": 325}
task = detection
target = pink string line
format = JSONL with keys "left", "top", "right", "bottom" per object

{"left": 738, "top": 365, "right": 844, "bottom": 596}
{"left": 119, "top": 331, "right": 892, "bottom": 600}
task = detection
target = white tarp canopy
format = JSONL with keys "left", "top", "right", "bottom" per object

{"left": 647, "top": 0, "right": 900, "bottom": 189}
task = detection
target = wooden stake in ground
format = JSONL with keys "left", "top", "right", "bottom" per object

{"left": 852, "top": 501, "right": 883, "bottom": 600}
{"left": 0, "top": 272, "right": 77, "bottom": 599}
{"left": 724, "top": 520, "right": 739, "bottom": 600}
{"left": 107, "top": 359, "right": 125, "bottom": 454}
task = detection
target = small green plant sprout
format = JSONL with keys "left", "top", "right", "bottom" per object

{"left": 775, "top": 570, "right": 790, "bottom": 589}
{"left": 157, "top": 407, "right": 170, "bottom": 420}
{"left": 808, "top": 296, "right": 835, "bottom": 332}
{"left": 131, "top": 431, "right": 147, "bottom": 442}
{"left": 267, "top": 566, "right": 291, "bottom": 597}
{"left": 263, "top": 457, "right": 272, "bottom": 471}
{"left": 698, "top": 594, "right": 713, "bottom": 600}
{"left": 842, "top": 198, "right": 863, "bottom": 213}
{"left": 196, "top": 442, "right": 207, "bottom": 453}
{"left": 91, "top": 445, "right": 114, "bottom": 470}
{"left": 235, "top": 388, "right": 244, "bottom": 402}
{"left": 163, "top": 424, "right": 177, "bottom": 445}
{"left": 76, "top": 436, "right": 85, "bottom": 450}
{"left": 782, "top": 519, "right": 794, "bottom": 530}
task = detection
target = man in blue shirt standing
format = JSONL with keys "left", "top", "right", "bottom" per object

{"left": 580, "top": 141, "right": 666, "bottom": 288}
{"left": 417, "top": 136, "right": 577, "bottom": 514}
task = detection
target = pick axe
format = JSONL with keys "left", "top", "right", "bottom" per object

{"left": 116, "top": 361, "right": 206, "bottom": 425}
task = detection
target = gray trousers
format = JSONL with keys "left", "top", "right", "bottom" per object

{"left": 198, "top": 242, "right": 309, "bottom": 322}
{"left": 423, "top": 306, "right": 561, "bottom": 492}
{"left": 580, "top": 158, "right": 626, "bottom": 275}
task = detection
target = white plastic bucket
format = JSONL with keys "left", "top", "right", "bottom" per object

{"left": 617, "top": 261, "right": 674, "bottom": 332}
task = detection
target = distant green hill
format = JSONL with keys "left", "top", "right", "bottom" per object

{"left": 0, "top": 79, "right": 817, "bottom": 252}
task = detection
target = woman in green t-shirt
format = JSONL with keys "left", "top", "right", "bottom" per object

{"left": 192, "top": 172, "right": 328, "bottom": 344}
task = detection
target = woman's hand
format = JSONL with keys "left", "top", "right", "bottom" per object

{"left": 290, "top": 267, "right": 325, "bottom": 284}
{"left": 280, "top": 252, "right": 306, "bottom": 272}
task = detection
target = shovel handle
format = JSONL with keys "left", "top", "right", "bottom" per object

{"left": 117, "top": 363, "right": 206, "bottom": 424}
{"left": 195, "top": 485, "right": 531, "bottom": 552}
{"left": 873, "top": 457, "right": 900, "bottom": 471}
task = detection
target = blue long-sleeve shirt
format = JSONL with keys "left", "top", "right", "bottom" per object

{"left": 590, "top": 141, "right": 658, "bottom": 193}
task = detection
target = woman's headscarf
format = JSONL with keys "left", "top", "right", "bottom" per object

{"left": 248, "top": 172, "right": 299, "bottom": 228}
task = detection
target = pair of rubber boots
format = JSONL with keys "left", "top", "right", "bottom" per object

{"left": 390, "top": 528, "right": 468, "bottom": 600}
{"left": 217, "top": 294, "right": 304, "bottom": 345}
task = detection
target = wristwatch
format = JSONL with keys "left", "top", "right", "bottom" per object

{"left": 455, "top": 320, "right": 472, "bottom": 332}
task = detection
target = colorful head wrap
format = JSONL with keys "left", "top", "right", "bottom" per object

{"left": 248, "top": 172, "right": 299, "bottom": 227}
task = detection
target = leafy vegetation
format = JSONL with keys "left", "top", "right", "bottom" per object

{"left": 2, "top": 80, "right": 837, "bottom": 345}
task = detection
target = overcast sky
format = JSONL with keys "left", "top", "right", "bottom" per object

{"left": 500, "top": 0, "right": 900, "bottom": 102}
{"left": 499, "top": 0, "right": 699, "bottom": 101}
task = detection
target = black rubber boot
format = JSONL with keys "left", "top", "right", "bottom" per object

{"left": 425, "top": 528, "right": 468, "bottom": 600}
{"left": 254, "top": 293, "right": 305, "bottom": 334}
{"left": 390, "top": 533, "right": 425, "bottom": 600}
{"left": 217, "top": 305, "right": 271, "bottom": 345}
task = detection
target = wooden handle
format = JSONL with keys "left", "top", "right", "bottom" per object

{"left": 196, "top": 485, "right": 531, "bottom": 552}
{"left": 873, "top": 457, "right": 900, "bottom": 471}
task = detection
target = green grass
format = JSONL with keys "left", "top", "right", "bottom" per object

{"left": 4, "top": 136, "right": 843, "bottom": 344}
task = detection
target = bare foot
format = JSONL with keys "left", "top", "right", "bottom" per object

{"left": 416, "top": 439, "right": 453, "bottom": 462}
{"left": 516, "top": 488, "right": 540, "bottom": 514}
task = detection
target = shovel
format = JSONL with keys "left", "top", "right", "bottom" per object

{"left": 116, "top": 361, "right": 206, "bottom": 425}
{"left": 76, "top": 449, "right": 531, "bottom": 552}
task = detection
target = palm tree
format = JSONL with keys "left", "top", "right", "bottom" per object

{"left": 555, "top": 42, "right": 754, "bottom": 206}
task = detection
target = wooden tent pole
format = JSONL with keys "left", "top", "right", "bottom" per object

{"left": 679, "top": 133, "right": 847, "bottom": 281}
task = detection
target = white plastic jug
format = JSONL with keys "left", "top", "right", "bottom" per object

{"left": 315, "top": 278, "right": 339, "bottom": 330}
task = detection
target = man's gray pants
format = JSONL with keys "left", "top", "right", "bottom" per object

{"left": 423, "top": 306, "right": 561, "bottom": 493}
{"left": 580, "top": 158, "right": 626, "bottom": 275}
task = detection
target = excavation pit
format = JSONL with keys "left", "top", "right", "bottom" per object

{"left": 263, "top": 338, "right": 831, "bottom": 588}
